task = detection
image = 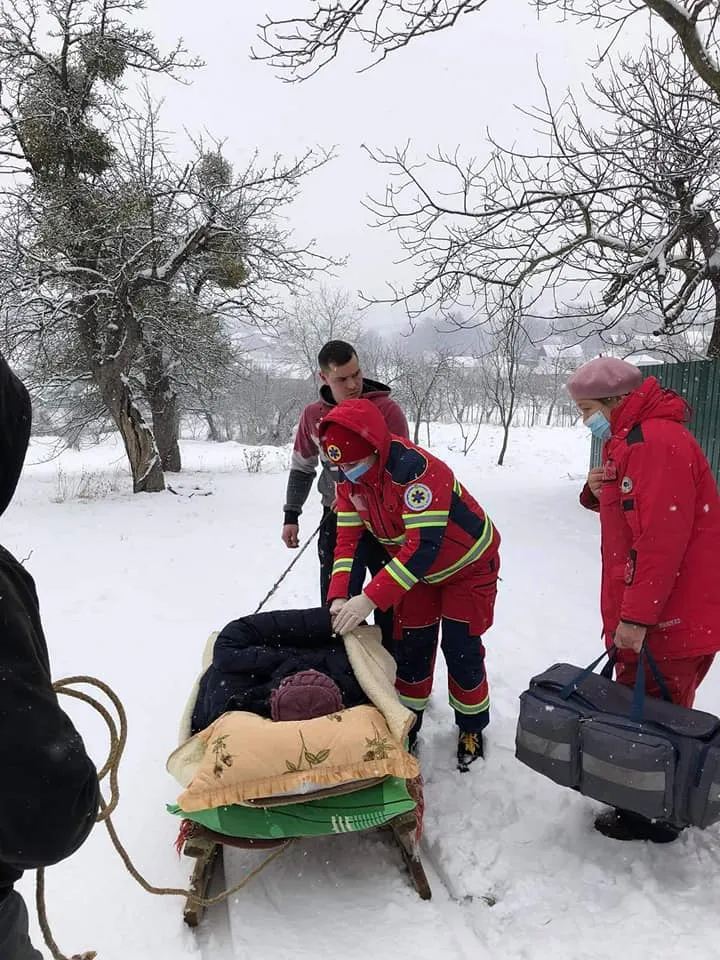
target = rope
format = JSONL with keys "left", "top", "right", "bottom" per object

{"left": 35, "top": 529, "right": 323, "bottom": 958}
{"left": 253, "top": 520, "right": 322, "bottom": 614}
{"left": 37, "top": 677, "right": 295, "bottom": 960}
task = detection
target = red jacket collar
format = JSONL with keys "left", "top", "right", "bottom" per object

{"left": 610, "top": 377, "right": 689, "bottom": 439}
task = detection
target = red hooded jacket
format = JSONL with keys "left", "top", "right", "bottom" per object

{"left": 283, "top": 378, "right": 408, "bottom": 518}
{"left": 320, "top": 399, "right": 500, "bottom": 612}
{"left": 580, "top": 377, "right": 720, "bottom": 659}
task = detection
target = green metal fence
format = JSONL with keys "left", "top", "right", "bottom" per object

{"left": 589, "top": 359, "right": 720, "bottom": 482}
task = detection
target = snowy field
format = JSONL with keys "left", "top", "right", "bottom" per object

{"left": 7, "top": 423, "right": 720, "bottom": 960}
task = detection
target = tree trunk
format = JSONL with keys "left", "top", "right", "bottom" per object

{"left": 545, "top": 400, "right": 556, "bottom": 426}
{"left": 413, "top": 410, "right": 422, "bottom": 444}
{"left": 497, "top": 390, "right": 517, "bottom": 467}
{"left": 204, "top": 411, "right": 220, "bottom": 441}
{"left": 151, "top": 390, "right": 181, "bottom": 472}
{"left": 497, "top": 419, "right": 511, "bottom": 466}
{"left": 707, "top": 281, "right": 720, "bottom": 359}
{"left": 98, "top": 370, "right": 165, "bottom": 492}
{"left": 145, "top": 344, "right": 182, "bottom": 472}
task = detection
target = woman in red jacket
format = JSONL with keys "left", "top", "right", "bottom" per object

{"left": 318, "top": 398, "right": 501, "bottom": 771}
{"left": 568, "top": 356, "right": 720, "bottom": 841}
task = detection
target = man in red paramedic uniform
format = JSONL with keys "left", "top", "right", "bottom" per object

{"left": 319, "top": 398, "right": 501, "bottom": 771}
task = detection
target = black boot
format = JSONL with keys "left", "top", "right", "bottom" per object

{"left": 457, "top": 730, "right": 484, "bottom": 772}
{"left": 593, "top": 808, "right": 681, "bottom": 844}
{"left": 406, "top": 710, "right": 423, "bottom": 756}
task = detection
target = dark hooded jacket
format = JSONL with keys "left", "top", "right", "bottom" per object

{"left": 0, "top": 353, "right": 99, "bottom": 896}
{"left": 191, "top": 607, "right": 368, "bottom": 733}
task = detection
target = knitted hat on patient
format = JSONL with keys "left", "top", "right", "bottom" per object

{"left": 270, "top": 669, "right": 344, "bottom": 721}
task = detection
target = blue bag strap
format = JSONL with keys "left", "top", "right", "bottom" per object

{"left": 643, "top": 646, "right": 672, "bottom": 703}
{"left": 600, "top": 647, "right": 617, "bottom": 680}
{"left": 630, "top": 650, "right": 647, "bottom": 722}
{"left": 556, "top": 643, "right": 671, "bottom": 720}
{"left": 559, "top": 647, "right": 615, "bottom": 701}
{"left": 629, "top": 645, "right": 672, "bottom": 721}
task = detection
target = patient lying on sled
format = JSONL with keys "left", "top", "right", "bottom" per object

{"left": 169, "top": 606, "right": 418, "bottom": 811}
{"left": 191, "top": 606, "right": 370, "bottom": 732}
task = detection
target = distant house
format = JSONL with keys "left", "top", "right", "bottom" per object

{"left": 625, "top": 352, "right": 663, "bottom": 366}
{"left": 588, "top": 350, "right": 662, "bottom": 367}
{"left": 445, "top": 355, "right": 483, "bottom": 370}
{"left": 532, "top": 342, "right": 584, "bottom": 376}
{"left": 538, "top": 343, "right": 585, "bottom": 361}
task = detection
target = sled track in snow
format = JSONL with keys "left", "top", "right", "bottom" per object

{"left": 193, "top": 849, "right": 234, "bottom": 960}
{"left": 192, "top": 833, "right": 488, "bottom": 960}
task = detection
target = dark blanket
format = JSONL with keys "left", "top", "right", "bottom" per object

{"left": 191, "top": 607, "right": 368, "bottom": 733}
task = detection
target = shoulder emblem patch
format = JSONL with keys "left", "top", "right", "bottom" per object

{"left": 404, "top": 483, "right": 433, "bottom": 512}
{"left": 326, "top": 444, "right": 342, "bottom": 463}
{"left": 620, "top": 476, "right": 633, "bottom": 494}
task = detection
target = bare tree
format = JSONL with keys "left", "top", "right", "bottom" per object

{"left": 535, "top": 1, "right": 720, "bottom": 102}
{"left": 358, "top": 42, "right": 720, "bottom": 355}
{"left": 0, "top": 0, "right": 333, "bottom": 491}
{"left": 128, "top": 137, "right": 333, "bottom": 473}
{"left": 443, "top": 359, "right": 484, "bottom": 455}
{"left": 355, "top": 327, "right": 397, "bottom": 383}
{"left": 276, "top": 285, "right": 364, "bottom": 379}
{"left": 231, "top": 364, "right": 314, "bottom": 445}
{"left": 176, "top": 330, "right": 241, "bottom": 442}
{"left": 274, "top": 285, "right": 397, "bottom": 385}
{"left": 255, "top": 1, "right": 720, "bottom": 103}
{"left": 255, "top": 1, "right": 493, "bottom": 79}
{"left": 478, "top": 301, "right": 531, "bottom": 466}
{"left": 387, "top": 344, "right": 452, "bottom": 444}
{"left": 528, "top": 340, "right": 585, "bottom": 425}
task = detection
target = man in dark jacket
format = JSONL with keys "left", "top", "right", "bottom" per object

{"left": 0, "top": 352, "right": 99, "bottom": 958}
{"left": 281, "top": 340, "right": 408, "bottom": 649}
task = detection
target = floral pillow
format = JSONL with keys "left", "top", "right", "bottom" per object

{"left": 168, "top": 704, "right": 419, "bottom": 812}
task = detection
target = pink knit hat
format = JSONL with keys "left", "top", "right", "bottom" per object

{"left": 270, "top": 670, "right": 344, "bottom": 721}
{"left": 566, "top": 357, "right": 643, "bottom": 402}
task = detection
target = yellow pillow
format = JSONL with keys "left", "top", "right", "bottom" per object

{"left": 169, "top": 704, "right": 419, "bottom": 812}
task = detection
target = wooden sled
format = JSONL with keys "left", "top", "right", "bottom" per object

{"left": 181, "top": 805, "right": 431, "bottom": 927}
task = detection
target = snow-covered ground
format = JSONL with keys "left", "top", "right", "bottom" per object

{"left": 7, "top": 424, "right": 720, "bottom": 960}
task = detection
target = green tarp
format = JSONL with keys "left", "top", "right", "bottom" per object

{"left": 167, "top": 777, "right": 415, "bottom": 840}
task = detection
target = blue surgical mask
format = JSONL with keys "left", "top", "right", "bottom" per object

{"left": 585, "top": 410, "right": 612, "bottom": 442}
{"left": 342, "top": 459, "right": 372, "bottom": 483}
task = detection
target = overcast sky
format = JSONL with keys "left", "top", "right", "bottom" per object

{"left": 138, "top": 1, "right": 647, "bottom": 330}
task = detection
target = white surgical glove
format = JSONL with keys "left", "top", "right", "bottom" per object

{"left": 332, "top": 593, "right": 376, "bottom": 635}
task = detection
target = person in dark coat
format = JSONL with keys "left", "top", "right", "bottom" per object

{"left": 0, "top": 352, "right": 99, "bottom": 958}
{"left": 191, "top": 607, "right": 368, "bottom": 733}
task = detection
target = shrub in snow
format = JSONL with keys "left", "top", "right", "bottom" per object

{"left": 53, "top": 465, "right": 127, "bottom": 502}
{"left": 242, "top": 448, "right": 268, "bottom": 474}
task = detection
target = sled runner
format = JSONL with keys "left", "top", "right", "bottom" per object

{"left": 177, "top": 795, "right": 431, "bottom": 927}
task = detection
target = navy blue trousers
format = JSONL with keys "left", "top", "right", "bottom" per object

{"left": 395, "top": 619, "right": 490, "bottom": 734}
